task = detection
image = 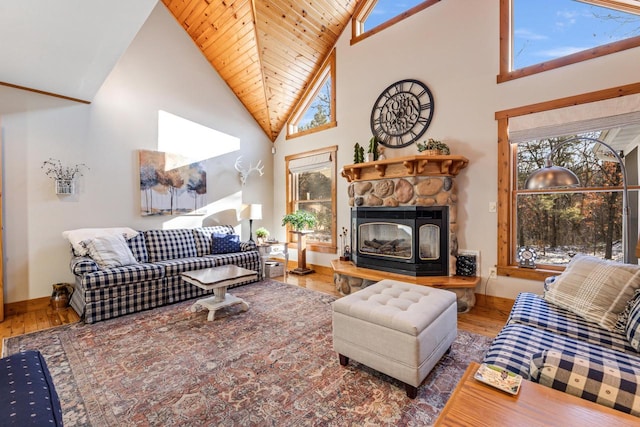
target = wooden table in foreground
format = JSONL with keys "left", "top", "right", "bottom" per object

{"left": 181, "top": 265, "right": 258, "bottom": 321}
{"left": 435, "top": 362, "right": 639, "bottom": 426}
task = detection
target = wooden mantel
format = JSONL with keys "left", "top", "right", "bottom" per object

{"left": 341, "top": 154, "right": 469, "bottom": 183}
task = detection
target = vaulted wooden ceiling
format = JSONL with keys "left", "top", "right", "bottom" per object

{"left": 162, "top": 0, "right": 358, "bottom": 141}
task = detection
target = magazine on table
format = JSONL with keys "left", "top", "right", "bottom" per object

{"left": 474, "top": 363, "right": 523, "bottom": 395}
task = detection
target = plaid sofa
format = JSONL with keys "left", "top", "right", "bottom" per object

{"left": 69, "top": 226, "right": 261, "bottom": 323}
{"left": 483, "top": 292, "right": 640, "bottom": 416}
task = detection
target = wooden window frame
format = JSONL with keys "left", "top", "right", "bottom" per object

{"left": 350, "top": 0, "right": 441, "bottom": 45}
{"left": 496, "top": 82, "right": 640, "bottom": 281}
{"left": 286, "top": 49, "right": 336, "bottom": 140}
{"left": 498, "top": 0, "right": 640, "bottom": 83}
{"left": 285, "top": 145, "right": 338, "bottom": 254}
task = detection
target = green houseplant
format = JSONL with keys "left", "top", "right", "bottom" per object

{"left": 281, "top": 210, "right": 318, "bottom": 231}
{"left": 417, "top": 138, "right": 450, "bottom": 155}
{"left": 255, "top": 227, "right": 269, "bottom": 243}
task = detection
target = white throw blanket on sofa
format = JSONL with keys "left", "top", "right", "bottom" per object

{"left": 62, "top": 227, "right": 139, "bottom": 256}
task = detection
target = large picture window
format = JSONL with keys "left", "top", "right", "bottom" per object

{"left": 496, "top": 84, "right": 640, "bottom": 280}
{"left": 499, "top": 0, "right": 640, "bottom": 82}
{"left": 285, "top": 146, "right": 337, "bottom": 253}
{"left": 516, "top": 132, "right": 634, "bottom": 266}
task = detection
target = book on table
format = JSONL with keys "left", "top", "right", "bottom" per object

{"left": 473, "top": 363, "right": 523, "bottom": 395}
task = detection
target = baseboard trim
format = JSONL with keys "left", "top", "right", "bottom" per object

{"left": 474, "top": 293, "right": 515, "bottom": 312}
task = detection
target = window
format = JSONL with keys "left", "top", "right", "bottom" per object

{"left": 496, "top": 84, "right": 640, "bottom": 281}
{"left": 351, "top": 0, "right": 440, "bottom": 45}
{"left": 499, "top": 0, "right": 640, "bottom": 82}
{"left": 516, "top": 132, "right": 634, "bottom": 265}
{"left": 285, "top": 146, "right": 338, "bottom": 253}
{"left": 286, "top": 49, "right": 336, "bottom": 139}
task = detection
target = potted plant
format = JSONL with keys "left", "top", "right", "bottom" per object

{"left": 281, "top": 210, "right": 318, "bottom": 231}
{"left": 282, "top": 210, "right": 318, "bottom": 275}
{"left": 255, "top": 227, "right": 269, "bottom": 244}
{"left": 416, "top": 138, "right": 450, "bottom": 155}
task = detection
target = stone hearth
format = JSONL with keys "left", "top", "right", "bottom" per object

{"left": 336, "top": 154, "right": 479, "bottom": 312}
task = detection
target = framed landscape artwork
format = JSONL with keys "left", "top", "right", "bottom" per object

{"left": 139, "top": 149, "right": 207, "bottom": 216}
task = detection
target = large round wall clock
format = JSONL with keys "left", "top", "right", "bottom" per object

{"left": 370, "top": 79, "right": 434, "bottom": 148}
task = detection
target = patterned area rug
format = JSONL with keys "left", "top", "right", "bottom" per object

{"left": 4, "top": 280, "right": 493, "bottom": 426}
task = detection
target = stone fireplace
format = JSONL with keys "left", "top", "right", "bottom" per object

{"left": 351, "top": 206, "right": 449, "bottom": 276}
{"left": 343, "top": 155, "right": 468, "bottom": 275}
{"left": 334, "top": 154, "right": 479, "bottom": 312}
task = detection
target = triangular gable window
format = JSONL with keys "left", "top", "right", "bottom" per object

{"left": 351, "top": 0, "right": 440, "bottom": 45}
{"left": 287, "top": 49, "right": 336, "bottom": 139}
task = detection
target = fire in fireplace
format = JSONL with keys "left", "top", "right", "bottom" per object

{"left": 351, "top": 206, "right": 448, "bottom": 276}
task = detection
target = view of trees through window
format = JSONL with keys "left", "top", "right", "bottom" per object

{"left": 513, "top": 0, "right": 640, "bottom": 71}
{"left": 515, "top": 132, "right": 635, "bottom": 264}
{"left": 293, "top": 167, "right": 333, "bottom": 244}
{"left": 297, "top": 78, "right": 332, "bottom": 132}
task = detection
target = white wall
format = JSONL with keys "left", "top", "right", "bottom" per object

{"left": 272, "top": 0, "right": 640, "bottom": 299}
{"left": 1, "top": 4, "right": 273, "bottom": 303}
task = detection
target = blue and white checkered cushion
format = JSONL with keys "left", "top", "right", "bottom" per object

{"left": 508, "top": 293, "right": 635, "bottom": 353}
{"left": 126, "top": 232, "right": 149, "bottom": 263}
{"left": 79, "top": 263, "right": 165, "bottom": 289}
{"left": 530, "top": 349, "right": 640, "bottom": 416}
{"left": 70, "top": 256, "right": 99, "bottom": 275}
{"left": 145, "top": 229, "right": 197, "bottom": 262}
{"left": 483, "top": 323, "right": 640, "bottom": 380}
{"left": 626, "top": 295, "right": 640, "bottom": 352}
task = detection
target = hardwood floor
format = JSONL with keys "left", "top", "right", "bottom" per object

{"left": 0, "top": 272, "right": 510, "bottom": 354}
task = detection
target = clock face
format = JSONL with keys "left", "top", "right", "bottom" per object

{"left": 518, "top": 247, "right": 538, "bottom": 268}
{"left": 370, "top": 79, "right": 434, "bottom": 148}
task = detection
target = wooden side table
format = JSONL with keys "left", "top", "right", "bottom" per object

{"left": 289, "top": 230, "right": 314, "bottom": 275}
{"left": 435, "top": 362, "right": 639, "bottom": 426}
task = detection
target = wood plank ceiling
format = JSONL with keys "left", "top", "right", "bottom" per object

{"left": 162, "top": 0, "right": 358, "bottom": 141}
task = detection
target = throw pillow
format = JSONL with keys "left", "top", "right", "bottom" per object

{"left": 615, "top": 288, "right": 640, "bottom": 332}
{"left": 543, "top": 254, "right": 640, "bottom": 331}
{"left": 211, "top": 233, "right": 240, "bottom": 254}
{"left": 63, "top": 227, "right": 139, "bottom": 256}
{"left": 82, "top": 234, "right": 139, "bottom": 269}
{"left": 626, "top": 294, "right": 640, "bottom": 351}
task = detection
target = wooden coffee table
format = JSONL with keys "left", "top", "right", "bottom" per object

{"left": 435, "top": 362, "right": 638, "bottom": 426}
{"left": 181, "top": 265, "right": 258, "bottom": 321}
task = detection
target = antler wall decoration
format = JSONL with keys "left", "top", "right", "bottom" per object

{"left": 234, "top": 156, "right": 264, "bottom": 186}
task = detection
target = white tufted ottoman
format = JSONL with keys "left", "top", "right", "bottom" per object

{"left": 332, "top": 279, "right": 457, "bottom": 398}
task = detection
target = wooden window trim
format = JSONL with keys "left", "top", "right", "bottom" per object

{"left": 495, "top": 82, "right": 640, "bottom": 281}
{"left": 285, "top": 145, "right": 338, "bottom": 254}
{"left": 286, "top": 49, "right": 336, "bottom": 140}
{"left": 350, "top": 0, "right": 441, "bottom": 46}
{"left": 498, "top": 0, "right": 640, "bottom": 84}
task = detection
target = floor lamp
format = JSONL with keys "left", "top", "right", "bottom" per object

{"left": 241, "top": 204, "right": 262, "bottom": 242}
{"left": 524, "top": 136, "right": 630, "bottom": 263}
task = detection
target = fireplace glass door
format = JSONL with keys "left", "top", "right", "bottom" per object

{"left": 419, "top": 224, "right": 440, "bottom": 260}
{"left": 358, "top": 222, "right": 412, "bottom": 259}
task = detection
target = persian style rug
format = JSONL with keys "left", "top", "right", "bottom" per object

{"left": 4, "top": 280, "right": 493, "bottom": 426}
